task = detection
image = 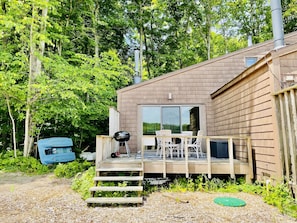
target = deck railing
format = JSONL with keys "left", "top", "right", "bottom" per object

{"left": 141, "top": 135, "right": 252, "bottom": 180}
{"left": 95, "top": 135, "right": 114, "bottom": 168}
{"left": 96, "top": 134, "right": 253, "bottom": 181}
{"left": 273, "top": 85, "right": 297, "bottom": 199}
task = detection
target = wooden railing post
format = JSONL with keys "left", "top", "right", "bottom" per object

{"left": 206, "top": 137, "right": 211, "bottom": 178}
{"left": 279, "top": 94, "right": 290, "bottom": 181}
{"left": 246, "top": 136, "right": 253, "bottom": 182}
{"left": 162, "top": 136, "right": 166, "bottom": 178}
{"left": 289, "top": 90, "right": 297, "bottom": 195}
{"left": 228, "top": 137, "right": 235, "bottom": 179}
{"left": 95, "top": 135, "right": 103, "bottom": 170}
{"left": 184, "top": 135, "right": 189, "bottom": 178}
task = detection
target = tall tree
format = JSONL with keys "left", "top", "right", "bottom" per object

{"left": 226, "top": 0, "right": 272, "bottom": 44}
{"left": 282, "top": 0, "right": 297, "bottom": 33}
{"left": 23, "top": 0, "right": 51, "bottom": 156}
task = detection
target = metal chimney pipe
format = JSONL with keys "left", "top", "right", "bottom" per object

{"left": 270, "top": 0, "right": 285, "bottom": 49}
{"left": 135, "top": 49, "right": 140, "bottom": 74}
{"left": 248, "top": 35, "right": 253, "bottom": 47}
{"left": 134, "top": 49, "right": 141, "bottom": 84}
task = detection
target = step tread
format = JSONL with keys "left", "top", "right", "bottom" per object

{"left": 86, "top": 197, "right": 143, "bottom": 204}
{"left": 96, "top": 167, "right": 143, "bottom": 172}
{"left": 94, "top": 176, "right": 143, "bottom": 181}
{"left": 90, "top": 186, "right": 143, "bottom": 192}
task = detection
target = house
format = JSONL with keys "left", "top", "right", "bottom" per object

{"left": 115, "top": 31, "right": 297, "bottom": 181}
{"left": 89, "top": 32, "right": 297, "bottom": 205}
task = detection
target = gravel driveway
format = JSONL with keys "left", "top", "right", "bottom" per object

{"left": 0, "top": 172, "right": 296, "bottom": 223}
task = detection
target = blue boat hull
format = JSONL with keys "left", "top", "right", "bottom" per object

{"left": 38, "top": 137, "right": 76, "bottom": 165}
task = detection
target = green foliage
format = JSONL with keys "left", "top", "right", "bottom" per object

{"left": 0, "top": 150, "right": 49, "bottom": 174}
{"left": 72, "top": 167, "right": 141, "bottom": 200}
{"left": 71, "top": 167, "right": 139, "bottom": 200}
{"left": 263, "top": 182, "right": 297, "bottom": 218}
{"left": 53, "top": 160, "right": 92, "bottom": 178}
{"left": 168, "top": 177, "right": 196, "bottom": 192}
{"left": 2, "top": 0, "right": 297, "bottom": 152}
{"left": 94, "top": 181, "right": 139, "bottom": 199}
{"left": 71, "top": 166, "right": 96, "bottom": 200}
{"left": 164, "top": 175, "right": 297, "bottom": 219}
{"left": 282, "top": 0, "right": 297, "bottom": 33}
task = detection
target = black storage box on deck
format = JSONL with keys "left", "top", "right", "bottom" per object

{"left": 210, "top": 140, "right": 236, "bottom": 158}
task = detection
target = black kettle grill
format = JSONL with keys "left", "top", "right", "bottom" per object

{"left": 113, "top": 131, "right": 130, "bottom": 142}
{"left": 112, "top": 131, "right": 130, "bottom": 157}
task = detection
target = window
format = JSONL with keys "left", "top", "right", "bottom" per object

{"left": 142, "top": 106, "right": 161, "bottom": 135}
{"left": 142, "top": 106, "right": 200, "bottom": 135}
{"left": 245, "top": 57, "right": 258, "bottom": 67}
{"left": 162, "top": 107, "right": 180, "bottom": 133}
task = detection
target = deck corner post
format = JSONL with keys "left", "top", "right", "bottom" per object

{"left": 95, "top": 135, "right": 103, "bottom": 170}
{"left": 162, "top": 137, "right": 166, "bottom": 178}
{"left": 247, "top": 136, "right": 254, "bottom": 181}
{"left": 206, "top": 137, "right": 211, "bottom": 179}
{"left": 228, "top": 137, "right": 235, "bottom": 179}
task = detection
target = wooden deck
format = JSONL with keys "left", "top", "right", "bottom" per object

{"left": 86, "top": 135, "right": 253, "bottom": 205}
{"left": 95, "top": 135, "right": 254, "bottom": 181}
{"left": 99, "top": 154, "right": 251, "bottom": 180}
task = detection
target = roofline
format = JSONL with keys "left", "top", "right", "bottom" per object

{"left": 211, "top": 41, "right": 297, "bottom": 99}
{"left": 210, "top": 52, "right": 273, "bottom": 99}
{"left": 118, "top": 31, "right": 297, "bottom": 94}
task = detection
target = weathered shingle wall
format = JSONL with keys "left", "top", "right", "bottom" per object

{"left": 212, "top": 65, "right": 279, "bottom": 179}
{"left": 211, "top": 45, "right": 297, "bottom": 180}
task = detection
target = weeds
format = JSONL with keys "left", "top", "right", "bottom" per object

{"left": 0, "top": 150, "right": 49, "bottom": 175}
{"left": 54, "top": 160, "right": 92, "bottom": 178}
{"left": 164, "top": 175, "right": 297, "bottom": 219}
{"left": 72, "top": 170, "right": 296, "bottom": 220}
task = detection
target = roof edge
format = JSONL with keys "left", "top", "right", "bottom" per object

{"left": 211, "top": 41, "right": 297, "bottom": 99}
{"left": 210, "top": 52, "right": 273, "bottom": 99}
{"left": 118, "top": 31, "right": 297, "bottom": 94}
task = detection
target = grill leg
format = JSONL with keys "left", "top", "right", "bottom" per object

{"left": 125, "top": 141, "right": 130, "bottom": 157}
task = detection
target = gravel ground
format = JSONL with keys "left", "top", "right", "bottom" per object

{"left": 0, "top": 172, "right": 296, "bottom": 223}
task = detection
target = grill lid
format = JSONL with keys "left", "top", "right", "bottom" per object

{"left": 113, "top": 131, "right": 130, "bottom": 141}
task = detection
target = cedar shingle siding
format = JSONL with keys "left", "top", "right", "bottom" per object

{"left": 211, "top": 43, "right": 297, "bottom": 179}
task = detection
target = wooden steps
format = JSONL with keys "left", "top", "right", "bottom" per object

{"left": 93, "top": 176, "right": 143, "bottom": 181}
{"left": 86, "top": 197, "right": 143, "bottom": 204}
{"left": 96, "top": 167, "right": 143, "bottom": 172}
{"left": 89, "top": 186, "right": 143, "bottom": 192}
{"left": 86, "top": 162, "right": 144, "bottom": 206}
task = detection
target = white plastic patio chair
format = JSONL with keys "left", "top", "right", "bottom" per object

{"left": 156, "top": 130, "right": 180, "bottom": 158}
{"left": 181, "top": 131, "right": 193, "bottom": 157}
{"left": 186, "top": 130, "right": 203, "bottom": 159}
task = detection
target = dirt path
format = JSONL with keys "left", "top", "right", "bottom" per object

{"left": 0, "top": 172, "right": 296, "bottom": 223}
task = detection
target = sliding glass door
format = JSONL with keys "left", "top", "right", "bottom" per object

{"left": 162, "top": 107, "right": 180, "bottom": 133}
{"left": 142, "top": 106, "right": 161, "bottom": 135}
{"left": 142, "top": 105, "right": 200, "bottom": 135}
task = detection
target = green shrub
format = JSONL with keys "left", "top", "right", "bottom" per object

{"left": 263, "top": 182, "right": 297, "bottom": 218}
{"left": 71, "top": 166, "right": 95, "bottom": 200}
{"left": 54, "top": 160, "right": 92, "bottom": 178}
{"left": 168, "top": 177, "right": 196, "bottom": 192}
{"left": 0, "top": 150, "right": 49, "bottom": 174}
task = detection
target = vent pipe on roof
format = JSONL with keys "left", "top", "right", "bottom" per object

{"left": 134, "top": 49, "right": 141, "bottom": 84}
{"left": 270, "top": 0, "right": 285, "bottom": 49}
{"left": 248, "top": 35, "right": 253, "bottom": 46}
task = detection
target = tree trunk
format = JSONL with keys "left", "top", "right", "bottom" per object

{"left": 92, "top": 2, "right": 99, "bottom": 60}
{"left": 205, "top": 2, "right": 211, "bottom": 60}
{"left": 23, "top": 2, "right": 48, "bottom": 157}
{"left": 6, "top": 97, "right": 17, "bottom": 158}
